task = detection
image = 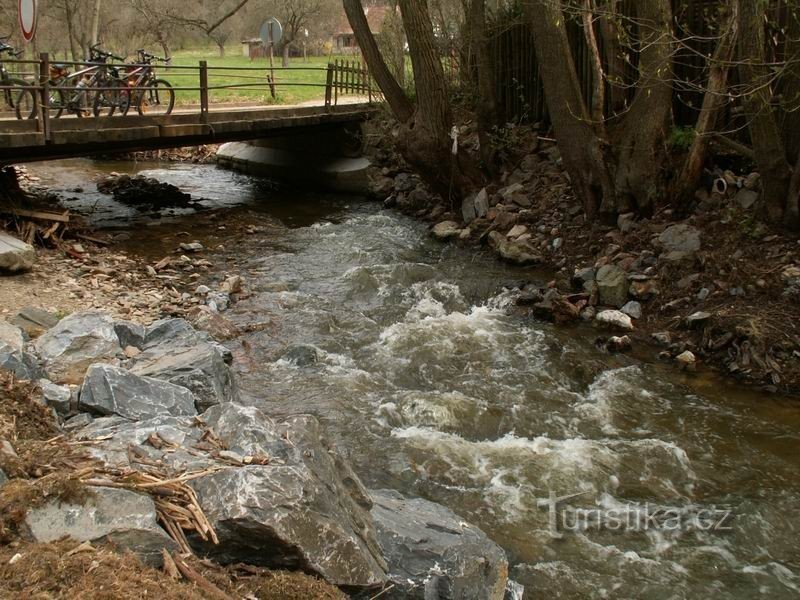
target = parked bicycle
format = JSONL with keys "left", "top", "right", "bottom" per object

{"left": 88, "top": 44, "right": 130, "bottom": 117}
{"left": 127, "top": 50, "right": 174, "bottom": 116}
{"left": 0, "top": 37, "right": 35, "bottom": 120}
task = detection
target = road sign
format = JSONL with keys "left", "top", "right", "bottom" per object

{"left": 259, "top": 18, "right": 283, "bottom": 46}
{"left": 18, "top": 0, "right": 37, "bottom": 43}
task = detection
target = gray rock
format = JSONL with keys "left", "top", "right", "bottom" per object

{"left": 0, "top": 231, "right": 36, "bottom": 272}
{"left": 369, "top": 489, "right": 508, "bottom": 600}
{"left": 686, "top": 311, "right": 712, "bottom": 329}
{"left": 488, "top": 232, "right": 543, "bottom": 266}
{"left": 652, "top": 332, "right": 672, "bottom": 346}
{"left": 63, "top": 412, "right": 93, "bottom": 431}
{"left": 9, "top": 307, "right": 59, "bottom": 338}
{"left": 474, "top": 188, "right": 489, "bottom": 218}
{"left": 0, "top": 468, "right": 6, "bottom": 487}
{"left": 620, "top": 301, "right": 643, "bottom": 320}
{"left": 596, "top": 265, "right": 629, "bottom": 308}
{"left": 281, "top": 345, "right": 319, "bottom": 367}
{"left": 433, "top": 221, "right": 462, "bottom": 241}
{"left": 394, "top": 173, "right": 416, "bottom": 193}
{"left": 572, "top": 267, "right": 596, "bottom": 289}
{"left": 595, "top": 310, "right": 634, "bottom": 331}
{"left": 461, "top": 195, "right": 477, "bottom": 224}
{"left": 658, "top": 224, "right": 701, "bottom": 261}
{"left": 34, "top": 311, "right": 122, "bottom": 384}
{"left": 0, "top": 321, "right": 24, "bottom": 352}
{"left": 179, "top": 242, "right": 204, "bottom": 253}
{"left": 206, "top": 291, "right": 230, "bottom": 312}
{"left": 499, "top": 183, "right": 524, "bottom": 204}
{"left": 617, "top": 212, "right": 637, "bottom": 233}
{"left": 144, "top": 318, "right": 232, "bottom": 364}
{"left": 735, "top": 188, "right": 759, "bottom": 209}
{"left": 697, "top": 287, "right": 711, "bottom": 301}
{"left": 114, "top": 320, "right": 146, "bottom": 350}
{"left": 24, "top": 486, "right": 178, "bottom": 566}
{"left": 80, "top": 364, "right": 198, "bottom": 420}
{"left": 130, "top": 342, "right": 238, "bottom": 411}
{"left": 0, "top": 345, "right": 45, "bottom": 380}
{"left": 41, "top": 380, "right": 73, "bottom": 415}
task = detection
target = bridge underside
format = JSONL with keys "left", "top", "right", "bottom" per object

{"left": 0, "top": 104, "right": 374, "bottom": 165}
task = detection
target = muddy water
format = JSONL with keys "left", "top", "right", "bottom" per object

{"left": 30, "top": 160, "right": 800, "bottom": 598}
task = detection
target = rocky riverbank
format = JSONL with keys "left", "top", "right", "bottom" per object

{"left": 366, "top": 123, "right": 800, "bottom": 395}
{"left": 0, "top": 308, "right": 517, "bottom": 598}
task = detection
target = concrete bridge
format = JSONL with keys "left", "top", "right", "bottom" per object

{"left": 0, "top": 102, "right": 375, "bottom": 165}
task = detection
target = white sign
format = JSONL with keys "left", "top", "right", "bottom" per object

{"left": 18, "top": 0, "right": 37, "bottom": 43}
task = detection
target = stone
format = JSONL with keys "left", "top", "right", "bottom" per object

{"left": 206, "top": 291, "right": 231, "bottom": 312}
{"left": 9, "top": 307, "right": 59, "bottom": 338}
{"left": 602, "top": 335, "right": 632, "bottom": 353}
{"left": 24, "top": 486, "right": 178, "bottom": 566}
{"left": 80, "top": 364, "right": 198, "bottom": 420}
{"left": 394, "top": 173, "right": 416, "bottom": 193}
{"left": 488, "top": 232, "right": 543, "bottom": 266}
{"left": 143, "top": 319, "right": 232, "bottom": 364}
{"left": 369, "top": 489, "right": 508, "bottom": 600}
{"left": 620, "top": 301, "right": 642, "bottom": 320}
{"left": 63, "top": 412, "right": 93, "bottom": 431}
{"left": 0, "top": 231, "right": 36, "bottom": 273}
{"left": 433, "top": 221, "right": 462, "bottom": 240}
{"left": 195, "top": 284, "right": 211, "bottom": 295}
{"left": 617, "top": 212, "right": 637, "bottom": 233}
{"left": 652, "top": 332, "right": 672, "bottom": 346}
{"left": 735, "top": 188, "right": 759, "bottom": 209}
{"left": 0, "top": 468, "right": 6, "bottom": 487}
{"left": 187, "top": 307, "right": 241, "bottom": 341}
{"left": 0, "top": 321, "right": 24, "bottom": 352}
{"left": 474, "top": 188, "right": 489, "bottom": 218}
{"left": 507, "top": 225, "right": 528, "bottom": 239}
{"left": 658, "top": 224, "right": 701, "bottom": 261}
{"left": 179, "top": 242, "right": 204, "bottom": 253}
{"left": 499, "top": 183, "right": 524, "bottom": 203}
{"left": 676, "top": 350, "right": 697, "bottom": 370}
{"left": 281, "top": 345, "right": 320, "bottom": 367}
{"left": 0, "top": 346, "right": 44, "bottom": 380}
{"left": 552, "top": 237, "right": 563, "bottom": 250}
{"left": 595, "top": 310, "right": 634, "bottom": 331}
{"left": 114, "top": 320, "right": 146, "bottom": 349}
{"left": 41, "top": 380, "right": 73, "bottom": 415}
{"left": 572, "top": 267, "right": 596, "bottom": 289}
{"left": 629, "top": 280, "right": 659, "bottom": 300}
{"left": 493, "top": 210, "right": 517, "bottom": 230}
{"left": 596, "top": 264, "right": 629, "bottom": 308}
{"left": 34, "top": 311, "right": 122, "bottom": 385}
{"left": 697, "top": 287, "right": 711, "bottom": 301}
{"left": 686, "top": 311, "right": 712, "bottom": 328}
{"left": 461, "top": 196, "right": 477, "bottom": 224}
{"left": 221, "top": 275, "right": 243, "bottom": 294}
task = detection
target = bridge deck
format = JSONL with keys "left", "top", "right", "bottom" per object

{"left": 0, "top": 100, "right": 376, "bottom": 165}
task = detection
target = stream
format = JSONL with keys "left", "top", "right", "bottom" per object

{"left": 27, "top": 159, "right": 800, "bottom": 598}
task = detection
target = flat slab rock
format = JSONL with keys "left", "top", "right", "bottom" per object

{"left": 0, "top": 231, "right": 35, "bottom": 273}
{"left": 24, "top": 486, "right": 178, "bottom": 566}
{"left": 368, "top": 489, "right": 509, "bottom": 600}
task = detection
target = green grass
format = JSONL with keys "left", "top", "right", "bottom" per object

{"left": 161, "top": 47, "right": 357, "bottom": 107}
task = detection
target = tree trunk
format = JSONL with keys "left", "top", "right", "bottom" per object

{"left": 598, "top": 0, "right": 627, "bottom": 115}
{"left": 675, "top": 1, "right": 739, "bottom": 208}
{"left": 781, "top": 8, "right": 800, "bottom": 167}
{"left": 217, "top": 41, "right": 226, "bottom": 57}
{"left": 343, "top": 0, "right": 413, "bottom": 123}
{"left": 583, "top": 0, "right": 605, "bottom": 123}
{"left": 469, "top": 0, "right": 498, "bottom": 170}
{"left": 91, "top": 0, "right": 102, "bottom": 46}
{"left": 739, "top": 0, "right": 793, "bottom": 226}
{"left": 65, "top": 2, "right": 80, "bottom": 61}
{"left": 609, "top": 0, "right": 673, "bottom": 216}
{"left": 282, "top": 43, "right": 290, "bottom": 67}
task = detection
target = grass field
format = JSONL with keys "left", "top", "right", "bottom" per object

{"left": 161, "top": 47, "right": 358, "bottom": 107}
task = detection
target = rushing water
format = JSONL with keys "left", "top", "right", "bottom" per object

{"left": 29, "top": 159, "right": 800, "bottom": 598}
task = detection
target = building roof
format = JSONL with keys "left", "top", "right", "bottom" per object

{"left": 334, "top": 5, "right": 394, "bottom": 37}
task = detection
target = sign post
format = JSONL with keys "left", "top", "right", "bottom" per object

{"left": 19, "top": 0, "right": 37, "bottom": 43}
{"left": 259, "top": 18, "right": 282, "bottom": 99}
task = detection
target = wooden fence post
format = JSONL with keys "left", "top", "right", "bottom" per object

{"left": 199, "top": 61, "right": 209, "bottom": 122}
{"left": 325, "top": 63, "right": 334, "bottom": 109}
{"left": 39, "top": 53, "right": 50, "bottom": 142}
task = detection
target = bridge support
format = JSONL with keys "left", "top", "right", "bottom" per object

{"left": 216, "top": 123, "right": 371, "bottom": 194}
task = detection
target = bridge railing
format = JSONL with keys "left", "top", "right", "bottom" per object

{"left": 0, "top": 53, "right": 378, "bottom": 137}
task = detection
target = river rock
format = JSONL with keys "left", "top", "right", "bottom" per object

{"left": 433, "top": 221, "right": 462, "bottom": 240}
{"left": 0, "top": 321, "right": 24, "bottom": 352}
{"left": 0, "top": 231, "right": 36, "bottom": 273}
{"left": 620, "top": 301, "right": 642, "bottom": 320}
{"left": 281, "top": 345, "right": 320, "bottom": 366}
{"left": 0, "top": 468, "right": 6, "bottom": 487}
{"left": 369, "top": 489, "right": 509, "bottom": 599}
{"left": 488, "top": 231, "right": 543, "bottom": 266}
{"left": 187, "top": 307, "right": 241, "bottom": 341}
{"left": 114, "top": 320, "right": 146, "bottom": 349}
{"left": 658, "top": 224, "right": 701, "bottom": 261}
{"left": 41, "top": 380, "right": 73, "bottom": 415}
{"left": 80, "top": 364, "right": 198, "bottom": 420}
{"left": 686, "top": 311, "right": 712, "bottom": 329}
{"left": 9, "top": 307, "right": 59, "bottom": 338}
{"left": 735, "top": 188, "right": 759, "bottom": 209}
{"left": 595, "top": 310, "right": 634, "bottom": 331}
{"left": 676, "top": 350, "right": 697, "bottom": 370}
{"left": 34, "top": 311, "right": 122, "bottom": 384}
{"left": 0, "top": 345, "right": 45, "bottom": 380}
{"left": 474, "top": 188, "right": 489, "bottom": 218}
{"left": 596, "top": 264, "right": 629, "bottom": 307}
{"left": 24, "top": 486, "right": 178, "bottom": 566}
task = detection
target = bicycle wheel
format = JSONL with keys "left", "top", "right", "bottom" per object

{"left": 47, "top": 85, "right": 66, "bottom": 119}
{"left": 137, "top": 79, "right": 174, "bottom": 116}
{"left": 10, "top": 80, "right": 36, "bottom": 120}
{"left": 93, "top": 80, "right": 123, "bottom": 117}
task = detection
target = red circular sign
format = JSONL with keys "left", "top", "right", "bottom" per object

{"left": 19, "top": 0, "right": 37, "bottom": 43}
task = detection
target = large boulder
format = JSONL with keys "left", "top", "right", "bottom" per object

{"left": 657, "top": 224, "right": 701, "bottom": 261}
{"left": 0, "top": 345, "right": 45, "bottom": 380}
{"left": 369, "top": 490, "right": 509, "bottom": 599}
{"left": 129, "top": 319, "right": 238, "bottom": 410}
{"left": 0, "top": 231, "right": 35, "bottom": 273}
{"left": 72, "top": 404, "right": 388, "bottom": 591}
{"left": 80, "top": 363, "right": 198, "bottom": 420}
{"left": 9, "top": 307, "right": 59, "bottom": 338}
{"left": 488, "top": 231, "right": 543, "bottom": 266}
{"left": 0, "top": 321, "right": 24, "bottom": 352}
{"left": 34, "top": 311, "right": 122, "bottom": 384}
{"left": 24, "top": 486, "right": 178, "bottom": 566}
{"left": 596, "top": 264, "right": 629, "bottom": 308}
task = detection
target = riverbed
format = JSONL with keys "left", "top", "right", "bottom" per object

{"left": 26, "top": 159, "right": 800, "bottom": 598}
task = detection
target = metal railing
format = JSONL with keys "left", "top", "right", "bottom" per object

{"left": 0, "top": 53, "right": 378, "bottom": 141}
